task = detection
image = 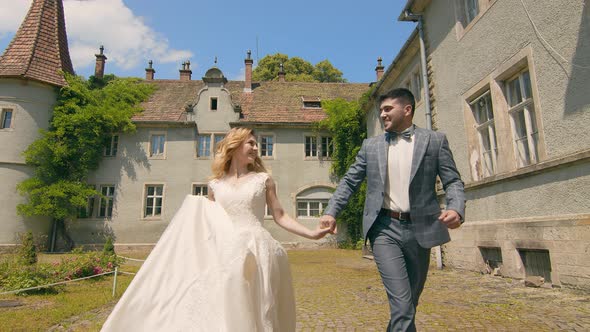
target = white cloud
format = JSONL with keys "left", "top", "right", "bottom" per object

{"left": 0, "top": 1, "right": 29, "bottom": 39}
{"left": 0, "top": 0, "right": 193, "bottom": 70}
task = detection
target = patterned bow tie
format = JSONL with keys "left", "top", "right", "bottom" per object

{"left": 386, "top": 126, "right": 414, "bottom": 142}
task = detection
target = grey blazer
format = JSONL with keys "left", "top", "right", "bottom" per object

{"left": 324, "top": 127, "right": 465, "bottom": 248}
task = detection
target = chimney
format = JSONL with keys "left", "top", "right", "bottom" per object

{"left": 278, "top": 63, "right": 285, "bottom": 82}
{"left": 179, "top": 60, "right": 192, "bottom": 81}
{"left": 94, "top": 45, "right": 107, "bottom": 79}
{"left": 244, "top": 50, "right": 253, "bottom": 92}
{"left": 145, "top": 60, "right": 155, "bottom": 80}
{"left": 375, "top": 57, "right": 384, "bottom": 81}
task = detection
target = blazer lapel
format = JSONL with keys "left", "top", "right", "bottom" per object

{"left": 410, "top": 128, "right": 429, "bottom": 184}
{"left": 377, "top": 134, "right": 388, "bottom": 184}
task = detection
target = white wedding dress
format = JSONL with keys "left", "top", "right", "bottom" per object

{"left": 101, "top": 172, "right": 296, "bottom": 332}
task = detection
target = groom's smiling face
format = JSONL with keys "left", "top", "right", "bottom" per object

{"left": 380, "top": 97, "right": 413, "bottom": 133}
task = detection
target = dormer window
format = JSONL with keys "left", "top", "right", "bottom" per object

{"left": 301, "top": 96, "right": 322, "bottom": 108}
{"left": 210, "top": 97, "right": 218, "bottom": 111}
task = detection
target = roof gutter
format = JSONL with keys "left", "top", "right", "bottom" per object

{"left": 399, "top": 10, "right": 433, "bottom": 131}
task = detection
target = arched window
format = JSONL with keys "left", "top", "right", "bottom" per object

{"left": 296, "top": 187, "right": 332, "bottom": 218}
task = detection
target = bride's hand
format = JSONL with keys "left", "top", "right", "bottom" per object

{"left": 309, "top": 225, "right": 333, "bottom": 240}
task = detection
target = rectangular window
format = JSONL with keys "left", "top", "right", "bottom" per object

{"left": 145, "top": 185, "right": 164, "bottom": 218}
{"left": 104, "top": 135, "right": 119, "bottom": 157}
{"left": 213, "top": 134, "right": 225, "bottom": 155}
{"left": 210, "top": 97, "right": 218, "bottom": 111}
{"left": 193, "top": 184, "right": 208, "bottom": 197}
{"left": 305, "top": 136, "right": 317, "bottom": 158}
{"left": 78, "top": 185, "right": 96, "bottom": 218}
{"left": 320, "top": 136, "right": 333, "bottom": 158}
{"left": 296, "top": 199, "right": 329, "bottom": 217}
{"left": 303, "top": 101, "right": 321, "bottom": 108}
{"left": 98, "top": 185, "right": 115, "bottom": 218}
{"left": 461, "top": 0, "right": 480, "bottom": 26}
{"left": 302, "top": 96, "right": 322, "bottom": 108}
{"left": 261, "top": 135, "right": 274, "bottom": 157}
{"left": 505, "top": 70, "right": 538, "bottom": 167}
{"left": 1, "top": 109, "right": 13, "bottom": 129}
{"left": 197, "top": 134, "right": 212, "bottom": 158}
{"left": 150, "top": 134, "right": 165, "bottom": 157}
{"left": 470, "top": 90, "right": 498, "bottom": 176}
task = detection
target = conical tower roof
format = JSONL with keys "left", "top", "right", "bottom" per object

{"left": 0, "top": 0, "right": 74, "bottom": 87}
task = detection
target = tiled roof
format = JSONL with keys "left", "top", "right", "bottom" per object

{"left": 0, "top": 0, "right": 74, "bottom": 87}
{"left": 239, "top": 82, "right": 369, "bottom": 123}
{"left": 136, "top": 80, "right": 369, "bottom": 125}
{"left": 134, "top": 80, "right": 205, "bottom": 123}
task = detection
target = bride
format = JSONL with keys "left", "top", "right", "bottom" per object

{"left": 101, "top": 127, "right": 331, "bottom": 331}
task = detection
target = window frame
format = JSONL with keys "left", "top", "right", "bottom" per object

{"left": 210, "top": 97, "right": 218, "bottom": 111}
{"left": 469, "top": 90, "right": 498, "bottom": 176}
{"left": 149, "top": 131, "right": 167, "bottom": 159}
{"left": 462, "top": 46, "right": 545, "bottom": 182}
{"left": 98, "top": 185, "right": 115, "bottom": 219}
{"left": 196, "top": 132, "right": 226, "bottom": 159}
{"left": 301, "top": 96, "right": 322, "bottom": 109}
{"left": 505, "top": 69, "right": 539, "bottom": 168}
{"left": 454, "top": 0, "right": 498, "bottom": 40}
{"left": 304, "top": 134, "right": 333, "bottom": 160}
{"left": 143, "top": 183, "right": 165, "bottom": 219}
{"left": 320, "top": 136, "right": 334, "bottom": 159}
{"left": 78, "top": 185, "right": 96, "bottom": 219}
{"left": 192, "top": 183, "right": 209, "bottom": 197}
{"left": 104, "top": 134, "right": 119, "bottom": 157}
{"left": 1, "top": 108, "right": 14, "bottom": 130}
{"left": 304, "top": 135, "right": 318, "bottom": 159}
{"left": 296, "top": 199, "right": 330, "bottom": 218}
{"left": 259, "top": 133, "right": 276, "bottom": 159}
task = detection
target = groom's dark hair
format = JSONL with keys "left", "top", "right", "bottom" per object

{"left": 379, "top": 88, "right": 416, "bottom": 116}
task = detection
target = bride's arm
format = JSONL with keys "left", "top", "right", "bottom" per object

{"left": 265, "top": 177, "right": 330, "bottom": 240}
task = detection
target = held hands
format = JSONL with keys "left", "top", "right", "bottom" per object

{"left": 309, "top": 224, "right": 333, "bottom": 240}
{"left": 439, "top": 209, "right": 462, "bottom": 229}
{"left": 319, "top": 215, "right": 338, "bottom": 235}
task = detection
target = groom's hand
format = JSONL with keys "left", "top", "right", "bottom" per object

{"left": 319, "top": 215, "right": 337, "bottom": 234}
{"left": 439, "top": 210, "right": 462, "bottom": 229}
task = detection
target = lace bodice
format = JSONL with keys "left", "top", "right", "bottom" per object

{"left": 209, "top": 172, "right": 269, "bottom": 227}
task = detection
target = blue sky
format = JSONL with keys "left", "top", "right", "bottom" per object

{"left": 0, "top": 0, "right": 416, "bottom": 83}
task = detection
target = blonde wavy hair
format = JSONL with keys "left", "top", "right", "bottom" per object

{"left": 210, "top": 127, "right": 267, "bottom": 179}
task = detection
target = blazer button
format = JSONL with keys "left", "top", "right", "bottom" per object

{"left": 381, "top": 192, "right": 384, "bottom": 197}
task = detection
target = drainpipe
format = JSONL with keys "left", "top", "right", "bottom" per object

{"left": 401, "top": 10, "right": 442, "bottom": 270}
{"left": 402, "top": 10, "right": 432, "bottom": 131}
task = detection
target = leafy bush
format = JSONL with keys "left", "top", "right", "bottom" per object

{"left": 0, "top": 249, "right": 122, "bottom": 295}
{"left": 103, "top": 237, "right": 115, "bottom": 256}
{"left": 0, "top": 256, "right": 57, "bottom": 295}
{"left": 18, "top": 231, "right": 37, "bottom": 265}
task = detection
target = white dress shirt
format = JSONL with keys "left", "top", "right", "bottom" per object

{"left": 383, "top": 132, "right": 414, "bottom": 213}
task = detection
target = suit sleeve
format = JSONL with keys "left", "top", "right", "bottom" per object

{"left": 324, "top": 139, "right": 368, "bottom": 218}
{"left": 437, "top": 134, "right": 466, "bottom": 221}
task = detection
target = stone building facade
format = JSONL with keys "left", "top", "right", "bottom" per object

{"left": 367, "top": 0, "right": 590, "bottom": 289}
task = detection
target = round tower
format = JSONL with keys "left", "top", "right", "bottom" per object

{"left": 0, "top": 0, "right": 74, "bottom": 249}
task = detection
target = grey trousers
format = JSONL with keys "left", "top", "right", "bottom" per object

{"left": 367, "top": 213, "right": 431, "bottom": 332}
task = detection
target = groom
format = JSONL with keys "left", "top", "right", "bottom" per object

{"left": 320, "top": 88, "right": 465, "bottom": 331}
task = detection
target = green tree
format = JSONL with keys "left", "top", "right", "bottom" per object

{"left": 318, "top": 89, "right": 371, "bottom": 243}
{"left": 313, "top": 60, "right": 346, "bottom": 83}
{"left": 17, "top": 74, "right": 155, "bottom": 251}
{"left": 252, "top": 53, "right": 346, "bottom": 82}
